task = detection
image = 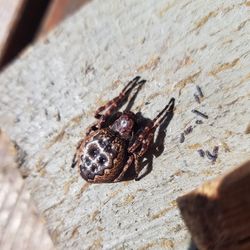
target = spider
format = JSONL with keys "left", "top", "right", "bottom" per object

{"left": 71, "top": 76, "right": 175, "bottom": 183}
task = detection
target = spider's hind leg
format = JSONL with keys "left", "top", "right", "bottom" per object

{"left": 151, "top": 97, "right": 175, "bottom": 130}
{"left": 129, "top": 98, "right": 175, "bottom": 154}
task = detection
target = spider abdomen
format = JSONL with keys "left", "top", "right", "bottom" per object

{"left": 77, "top": 128, "right": 126, "bottom": 183}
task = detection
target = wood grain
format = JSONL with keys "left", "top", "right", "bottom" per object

{"left": 0, "top": 0, "right": 249, "bottom": 249}
{"left": 0, "top": 130, "right": 55, "bottom": 250}
{"left": 177, "top": 160, "right": 250, "bottom": 250}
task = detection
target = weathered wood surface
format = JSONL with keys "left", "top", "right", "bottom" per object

{"left": 0, "top": 130, "right": 55, "bottom": 250}
{"left": 177, "top": 160, "right": 250, "bottom": 250}
{"left": 0, "top": 0, "right": 249, "bottom": 249}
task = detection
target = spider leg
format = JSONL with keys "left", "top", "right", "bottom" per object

{"left": 137, "top": 133, "right": 154, "bottom": 157}
{"left": 71, "top": 139, "right": 84, "bottom": 168}
{"left": 114, "top": 154, "right": 134, "bottom": 182}
{"left": 85, "top": 121, "right": 99, "bottom": 135}
{"left": 134, "top": 153, "right": 143, "bottom": 180}
{"left": 132, "top": 134, "right": 154, "bottom": 180}
{"left": 129, "top": 98, "right": 175, "bottom": 153}
{"left": 95, "top": 76, "right": 145, "bottom": 128}
{"left": 86, "top": 112, "right": 123, "bottom": 136}
{"left": 71, "top": 153, "right": 77, "bottom": 168}
{"left": 151, "top": 97, "right": 175, "bottom": 130}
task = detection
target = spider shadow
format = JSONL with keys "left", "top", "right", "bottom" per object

{"left": 124, "top": 98, "right": 175, "bottom": 181}
{"left": 188, "top": 239, "right": 199, "bottom": 250}
{"left": 125, "top": 79, "right": 146, "bottom": 112}
{"left": 114, "top": 77, "right": 146, "bottom": 114}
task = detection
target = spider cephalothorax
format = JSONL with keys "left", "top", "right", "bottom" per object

{"left": 71, "top": 76, "right": 175, "bottom": 183}
{"left": 110, "top": 112, "right": 135, "bottom": 139}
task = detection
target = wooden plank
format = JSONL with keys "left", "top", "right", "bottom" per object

{"left": 0, "top": 130, "right": 55, "bottom": 250}
{"left": 0, "top": 0, "right": 249, "bottom": 249}
{"left": 177, "top": 160, "right": 250, "bottom": 250}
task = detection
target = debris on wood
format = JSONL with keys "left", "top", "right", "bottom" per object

{"left": 180, "top": 132, "right": 185, "bottom": 143}
{"left": 194, "top": 94, "right": 200, "bottom": 103}
{"left": 197, "top": 149, "right": 205, "bottom": 158}
{"left": 195, "top": 120, "right": 203, "bottom": 124}
{"left": 196, "top": 85, "right": 204, "bottom": 98}
{"left": 212, "top": 146, "right": 219, "bottom": 157}
{"left": 205, "top": 146, "right": 219, "bottom": 163}
{"left": 192, "top": 109, "right": 209, "bottom": 119}
{"left": 184, "top": 125, "right": 193, "bottom": 135}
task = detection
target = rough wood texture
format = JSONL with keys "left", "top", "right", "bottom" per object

{"left": 0, "top": 130, "right": 55, "bottom": 250}
{"left": 177, "top": 160, "right": 250, "bottom": 250}
{"left": 0, "top": 0, "right": 249, "bottom": 249}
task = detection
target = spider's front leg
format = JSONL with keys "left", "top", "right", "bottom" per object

{"left": 94, "top": 76, "right": 144, "bottom": 129}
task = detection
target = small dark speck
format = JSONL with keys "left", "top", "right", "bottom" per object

{"left": 85, "top": 64, "right": 95, "bottom": 75}
{"left": 50, "top": 81, "right": 55, "bottom": 86}
{"left": 145, "top": 101, "right": 150, "bottom": 105}
{"left": 44, "top": 109, "right": 48, "bottom": 117}
{"left": 245, "top": 123, "right": 250, "bottom": 134}
{"left": 197, "top": 149, "right": 205, "bottom": 157}
{"left": 194, "top": 94, "right": 200, "bottom": 103}
{"left": 212, "top": 146, "right": 219, "bottom": 159}
{"left": 196, "top": 85, "right": 204, "bottom": 97}
{"left": 57, "top": 111, "right": 61, "bottom": 121}
{"left": 15, "top": 117, "right": 21, "bottom": 123}
{"left": 205, "top": 150, "right": 217, "bottom": 162}
{"left": 195, "top": 120, "right": 203, "bottom": 124}
{"left": 192, "top": 109, "right": 208, "bottom": 119}
{"left": 184, "top": 126, "right": 193, "bottom": 135}
{"left": 180, "top": 133, "right": 185, "bottom": 143}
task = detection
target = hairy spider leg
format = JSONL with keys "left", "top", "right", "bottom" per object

{"left": 151, "top": 97, "right": 175, "bottom": 129}
{"left": 94, "top": 76, "right": 144, "bottom": 128}
{"left": 71, "top": 153, "right": 77, "bottom": 168}
{"left": 124, "top": 98, "right": 174, "bottom": 179}
{"left": 129, "top": 98, "right": 175, "bottom": 155}
{"left": 114, "top": 154, "right": 135, "bottom": 182}
{"left": 94, "top": 76, "right": 141, "bottom": 119}
{"left": 71, "top": 140, "right": 82, "bottom": 168}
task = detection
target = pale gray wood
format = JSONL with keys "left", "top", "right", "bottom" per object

{"left": 0, "top": 0, "right": 249, "bottom": 249}
{"left": 0, "top": 130, "right": 55, "bottom": 250}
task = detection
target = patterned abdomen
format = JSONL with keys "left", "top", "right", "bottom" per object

{"left": 78, "top": 129, "right": 126, "bottom": 182}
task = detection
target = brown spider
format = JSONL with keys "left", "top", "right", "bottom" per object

{"left": 71, "top": 76, "right": 175, "bottom": 183}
